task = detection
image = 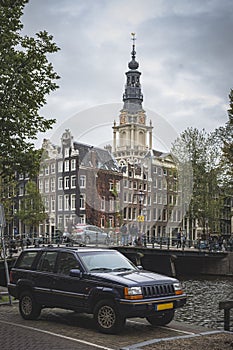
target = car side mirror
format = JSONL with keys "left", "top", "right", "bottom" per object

{"left": 70, "top": 268, "right": 82, "bottom": 278}
{"left": 137, "top": 265, "right": 143, "bottom": 270}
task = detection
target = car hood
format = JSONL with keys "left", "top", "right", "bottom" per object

{"left": 90, "top": 269, "right": 177, "bottom": 286}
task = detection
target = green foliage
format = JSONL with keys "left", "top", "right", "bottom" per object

{"left": 216, "top": 90, "right": 233, "bottom": 193}
{"left": 0, "top": 0, "right": 60, "bottom": 179}
{"left": 17, "top": 180, "right": 47, "bottom": 232}
{"left": 171, "top": 127, "right": 224, "bottom": 235}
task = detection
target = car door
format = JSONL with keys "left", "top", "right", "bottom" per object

{"left": 33, "top": 250, "right": 58, "bottom": 306}
{"left": 52, "top": 251, "right": 88, "bottom": 310}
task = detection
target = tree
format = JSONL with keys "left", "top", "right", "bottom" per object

{"left": 0, "top": 0, "right": 60, "bottom": 180}
{"left": 171, "top": 128, "right": 223, "bottom": 237}
{"left": 17, "top": 180, "right": 47, "bottom": 235}
{"left": 217, "top": 90, "right": 233, "bottom": 193}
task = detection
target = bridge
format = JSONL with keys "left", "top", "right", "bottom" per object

{"left": 110, "top": 245, "right": 230, "bottom": 277}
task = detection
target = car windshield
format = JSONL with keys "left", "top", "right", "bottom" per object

{"left": 78, "top": 250, "right": 136, "bottom": 272}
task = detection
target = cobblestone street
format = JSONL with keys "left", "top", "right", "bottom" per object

{"left": 0, "top": 301, "right": 231, "bottom": 350}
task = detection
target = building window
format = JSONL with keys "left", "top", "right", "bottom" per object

{"left": 39, "top": 179, "right": 43, "bottom": 193}
{"left": 57, "top": 215, "right": 62, "bottom": 229}
{"left": 80, "top": 214, "right": 86, "bottom": 224}
{"left": 64, "top": 160, "right": 69, "bottom": 172}
{"left": 44, "top": 196, "right": 49, "bottom": 211}
{"left": 71, "top": 159, "right": 76, "bottom": 170}
{"left": 133, "top": 181, "right": 137, "bottom": 190}
{"left": 116, "top": 181, "right": 120, "bottom": 192}
{"left": 109, "top": 216, "right": 113, "bottom": 228}
{"left": 80, "top": 175, "right": 86, "bottom": 188}
{"left": 158, "top": 179, "right": 162, "bottom": 190}
{"left": 64, "top": 176, "right": 69, "bottom": 189}
{"left": 64, "top": 195, "right": 70, "bottom": 211}
{"left": 50, "top": 163, "right": 55, "bottom": 174}
{"left": 45, "top": 179, "right": 49, "bottom": 193}
{"left": 109, "top": 182, "right": 114, "bottom": 191}
{"left": 58, "top": 195, "right": 63, "bottom": 211}
{"left": 109, "top": 198, "right": 114, "bottom": 212}
{"left": 128, "top": 193, "right": 132, "bottom": 203}
{"left": 124, "top": 179, "right": 128, "bottom": 188}
{"left": 51, "top": 195, "right": 55, "bottom": 211}
{"left": 58, "top": 177, "right": 63, "bottom": 190}
{"left": 153, "top": 208, "right": 157, "bottom": 220}
{"left": 58, "top": 161, "right": 63, "bottom": 173}
{"left": 133, "top": 208, "right": 137, "bottom": 220}
{"left": 101, "top": 216, "right": 105, "bottom": 228}
{"left": 80, "top": 194, "right": 85, "bottom": 209}
{"left": 101, "top": 197, "right": 105, "bottom": 211}
{"left": 71, "top": 175, "right": 76, "bottom": 188}
{"left": 50, "top": 177, "right": 55, "bottom": 192}
{"left": 71, "top": 194, "right": 76, "bottom": 210}
{"left": 158, "top": 194, "right": 162, "bottom": 204}
{"left": 45, "top": 165, "right": 49, "bottom": 175}
{"left": 64, "top": 148, "right": 69, "bottom": 157}
{"left": 163, "top": 209, "right": 167, "bottom": 221}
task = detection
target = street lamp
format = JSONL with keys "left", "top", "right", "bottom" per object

{"left": 134, "top": 190, "right": 145, "bottom": 238}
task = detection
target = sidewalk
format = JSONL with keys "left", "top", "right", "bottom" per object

{"left": 121, "top": 331, "right": 233, "bottom": 350}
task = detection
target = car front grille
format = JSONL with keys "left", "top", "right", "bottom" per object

{"left": 142, "top": 284, "right": 175, "bottom": 298}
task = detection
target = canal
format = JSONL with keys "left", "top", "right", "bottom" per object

{"left": 175, "top": 275, "right": 233, "bottom": 329}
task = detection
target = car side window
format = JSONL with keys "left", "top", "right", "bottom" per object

{"left": 37, "top": 251, "right": 58, "bottom": 272}
{"left": 56, "top": 252, "right": 79, "bottom": 275}
{"left": 16, "top": 251, "right": 38, "bottom": 270}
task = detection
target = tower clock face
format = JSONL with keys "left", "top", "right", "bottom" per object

{"left": 120, "top": 115, "right": 126, "bottom": 124}
{"left": 139, "top": 116, "right": 145, "bottom": 124}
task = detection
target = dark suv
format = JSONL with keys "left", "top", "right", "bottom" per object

{"left": 8, "top": 246, "right": 186, "bottom": 333}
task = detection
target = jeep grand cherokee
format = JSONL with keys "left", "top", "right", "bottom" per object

{"left": 8, "top": 246, "right": 186, "bottom": 333}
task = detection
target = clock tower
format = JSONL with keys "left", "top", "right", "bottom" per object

{"left": 113, "top": 34, "right": 153, "bottom": 162}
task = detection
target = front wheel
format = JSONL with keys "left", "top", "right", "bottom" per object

{"left": 19, "top": 291, "right": 41, "bottom": 320}
{"left": 146, "top": 310, "right": 175, "bottom": 326}
{"left": 94, "top": 299, "right": 125, "bottom": 334}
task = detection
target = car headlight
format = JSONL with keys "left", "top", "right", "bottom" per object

{"left": 173, "top": 282, "right": 184, "bottom": 295}
{"left": 124, "top": 286, "right": 143, "bottom": 300}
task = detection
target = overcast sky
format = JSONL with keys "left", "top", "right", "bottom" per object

{"left": 21, "top": 0, "right": 233, "bottom": 151}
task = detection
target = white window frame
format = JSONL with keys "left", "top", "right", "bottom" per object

{"left": 64, "top": 176, "right": 69, "bottom": 189}
{"left": 64, "top": 195, "right": 70, "bottom": 211}
{"left": 64, "top": 160, "right": 69, "bottom": 172}
{"left": 71, "top": 194, "right": 76, "bottom": 210}
{"left": 71, "top": 175, "right": 76, "bottom": 188}
{"left": 80, "top": 175, "right": 86, "bottom": 188}
{"left": 58, "top": 177, "right": 63, "bottom": 190}
{"left": 58, "top": 195, "right": 63, "bottom": 211}
{"left": 80, "top": 194, "right": 85, "bottom": 209}
{"left": 71, "top": 159, "right": 76, "bottom": 170}
{"left": 58, "top": 161, "right": 63, "bottom": 173}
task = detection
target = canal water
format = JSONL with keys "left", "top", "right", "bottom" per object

{"left": 175, "top": 276, "right": 233, "bottom": 329}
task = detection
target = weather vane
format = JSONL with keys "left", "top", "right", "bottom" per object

{"left": 131, "top": 32, "right": 136, "bottom": 45}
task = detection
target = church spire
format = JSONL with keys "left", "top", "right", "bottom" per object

{"left": 123, "top": 33, "right": 143, "bottom": 111}
{"left": 128, "top": 33, "right": 139, "bottom": 70}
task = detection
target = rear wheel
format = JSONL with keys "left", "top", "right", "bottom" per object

{"left": 94, "top": 299, "right": 125, "bottom": 334}
{"left": 146, "top": 310, "right": 174, "bottom": 326}
{"left": 19, "top": 291, "right": 41, "bottom": 320}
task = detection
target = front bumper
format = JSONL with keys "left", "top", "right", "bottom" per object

{"left": 117, "top": 294, "right": 187, "bottom": 318}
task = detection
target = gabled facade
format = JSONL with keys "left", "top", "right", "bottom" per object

{"left": 38, "top": 130, "right": 123, "bottom": 239}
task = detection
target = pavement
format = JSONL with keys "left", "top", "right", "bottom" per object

{"left": 0, "top": 291, "right": 232, "bottom": 350}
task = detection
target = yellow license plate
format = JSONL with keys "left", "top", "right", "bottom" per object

{"left": 156, "top": 303, "right": 173, "bottom": 311}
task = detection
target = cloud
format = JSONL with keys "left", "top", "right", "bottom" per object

{"left": 22, "top": 0, "right": 233, "bottom": 148}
